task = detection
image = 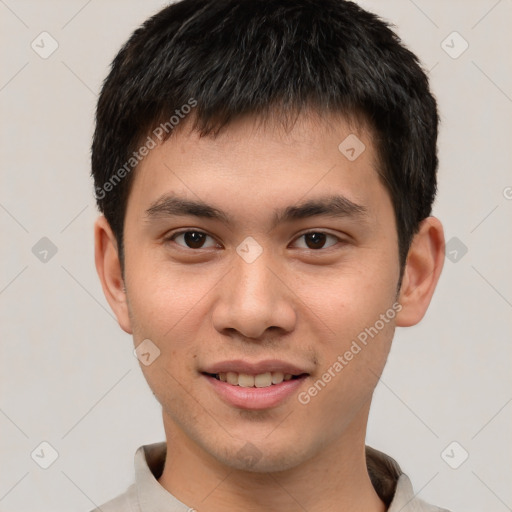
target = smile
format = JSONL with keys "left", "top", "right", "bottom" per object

{"left": 205, "top": 371, "right": 303, "bottom": 388}
{"left": 202, "top": 372, "right": 309, "bottom": 410}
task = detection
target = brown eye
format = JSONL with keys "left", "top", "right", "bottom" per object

{"left": 292, "top": 231, "right": 339, "bottom": 250}
{"left": 169, "top": 230, "right": 218, "bottom": 249}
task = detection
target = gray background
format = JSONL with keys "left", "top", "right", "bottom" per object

{"left": 1, "top": 1, "right": 511, "bottom": 511}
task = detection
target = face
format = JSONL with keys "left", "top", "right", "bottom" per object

{"left": 105, "top": 113, "right": 405, "bottom": 472}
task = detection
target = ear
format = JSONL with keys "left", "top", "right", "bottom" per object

{"left": 395, "top": 216, "right": 445, "bottom": 327}
{"left": 94, "top": 215, "right": 133, "bottom": 334}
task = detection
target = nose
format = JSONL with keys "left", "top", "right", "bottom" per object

{"left": 211, "top": 244, "right": 297, "bottom": 341}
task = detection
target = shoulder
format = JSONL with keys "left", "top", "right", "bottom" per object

{"left": 414, "top": 496, "right": 452, "bottom": 512}
{"left": 88, "top": 483, "right": 139, "bottom": 512}
{"left": 391, "top": 474, "right": 452, "bottom": 512}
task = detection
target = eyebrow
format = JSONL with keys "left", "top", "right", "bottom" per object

{"left": 145, "top": 193, "right": 368, "bottom": 230}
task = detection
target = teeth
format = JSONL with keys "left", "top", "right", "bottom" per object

{"left": 254, "top": 372, "right": 272, "bottom": 388}
{"left": 238, "top": 374, "right": 255, "bottom": 387}
{"left": 226, "top": 372, "right": 238, "bottom": 385}
{"left": 215, "top": 371, "right": 296, "bottom": 387}
{"left": 271, "top": 371, "right": 284, "bottom": 384}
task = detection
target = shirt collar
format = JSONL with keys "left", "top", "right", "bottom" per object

{"left": 134, "top": 441, "right": 433, "bottom": 512}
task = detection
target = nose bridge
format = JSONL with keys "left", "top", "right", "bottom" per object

{"left": 233, "top": 246, "right": 275, "bottom": 305}
{"left": 212, "top": 239, "right": 296, "bottom": 339}
{"left": 230, "top": 242, "right": 277, "bottom": 310}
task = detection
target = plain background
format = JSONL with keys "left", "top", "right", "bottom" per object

{"left": 0, "top": 1, "right": 511, "bottom": 511}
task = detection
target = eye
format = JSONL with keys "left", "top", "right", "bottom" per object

{"left": 291, "top": 231, "right": 341, "bottom": 250}
{"left": 166, "top": 230, "right": 219, "bottom": 249}
{"left": 166, "top": 230, "right": 343, "bottom": 251}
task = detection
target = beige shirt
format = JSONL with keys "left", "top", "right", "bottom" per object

{"left": 91, "top": 442, "right": 450, "bottom": 512}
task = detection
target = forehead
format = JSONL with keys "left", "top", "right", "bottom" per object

{"left": 125, "top": 112, "right": 389, "bottom": 227}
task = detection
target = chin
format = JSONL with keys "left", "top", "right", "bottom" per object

{"left": 208, "top": 438, "right": 312, "bottom": 474}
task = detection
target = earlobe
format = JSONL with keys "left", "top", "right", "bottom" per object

{"left": 395, "top": 217, "right": 445, "bottom": 327}
{"left": 94, "top": 215, "right": 133, "bottom": 334}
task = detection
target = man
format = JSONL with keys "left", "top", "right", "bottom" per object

{"left": 91, "top": 0, "right": 448, "bottom": 510}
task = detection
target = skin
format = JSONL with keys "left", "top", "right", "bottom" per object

{"left": 95, "top": 111, "right": 445, "bottom": 512}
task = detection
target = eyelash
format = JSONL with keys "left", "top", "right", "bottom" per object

{"left": 164, "top": 229, "right": 343, "bottom": 251}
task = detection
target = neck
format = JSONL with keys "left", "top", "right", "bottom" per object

{"left": 157, "top": 409, "right": 386, "bottom": 512}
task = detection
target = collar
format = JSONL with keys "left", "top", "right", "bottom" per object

{"left": 133, "top": 442, "right": 441, "bottom": 511}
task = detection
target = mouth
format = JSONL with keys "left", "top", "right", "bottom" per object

{"left": 202, "top": 371, "right": 307, "bottom": 388}
{"left": 200, "top": 360, "right": 311, "bottom": 409}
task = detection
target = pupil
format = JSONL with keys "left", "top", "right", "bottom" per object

{"left": 306, "top": 232, "right": 326, "bottom": 249}
{"left": 185, "top": 231, "right": 205, "bottom": 248}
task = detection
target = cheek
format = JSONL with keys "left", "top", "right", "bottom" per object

{"left": 125, "top": 255, "right": 213, "bottom": 341}
{"left": 298, "top": 302, "right": 395, "bottom": 432}
{"left": 125, "top": 275, "right": 205, "bottom": 397}
{"left": 297, "top": 262, "right": 398, "bottom": 402}
{"left": 304, "top": 263, "right": 398, "bottom": 340}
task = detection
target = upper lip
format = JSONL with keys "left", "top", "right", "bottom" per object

{"left": 202, "top": 359, "right": 310, "bottom": 376}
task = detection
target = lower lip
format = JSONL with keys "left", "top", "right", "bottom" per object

{"left": 203, "top": 374, "right": 308, "bottom": 410}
